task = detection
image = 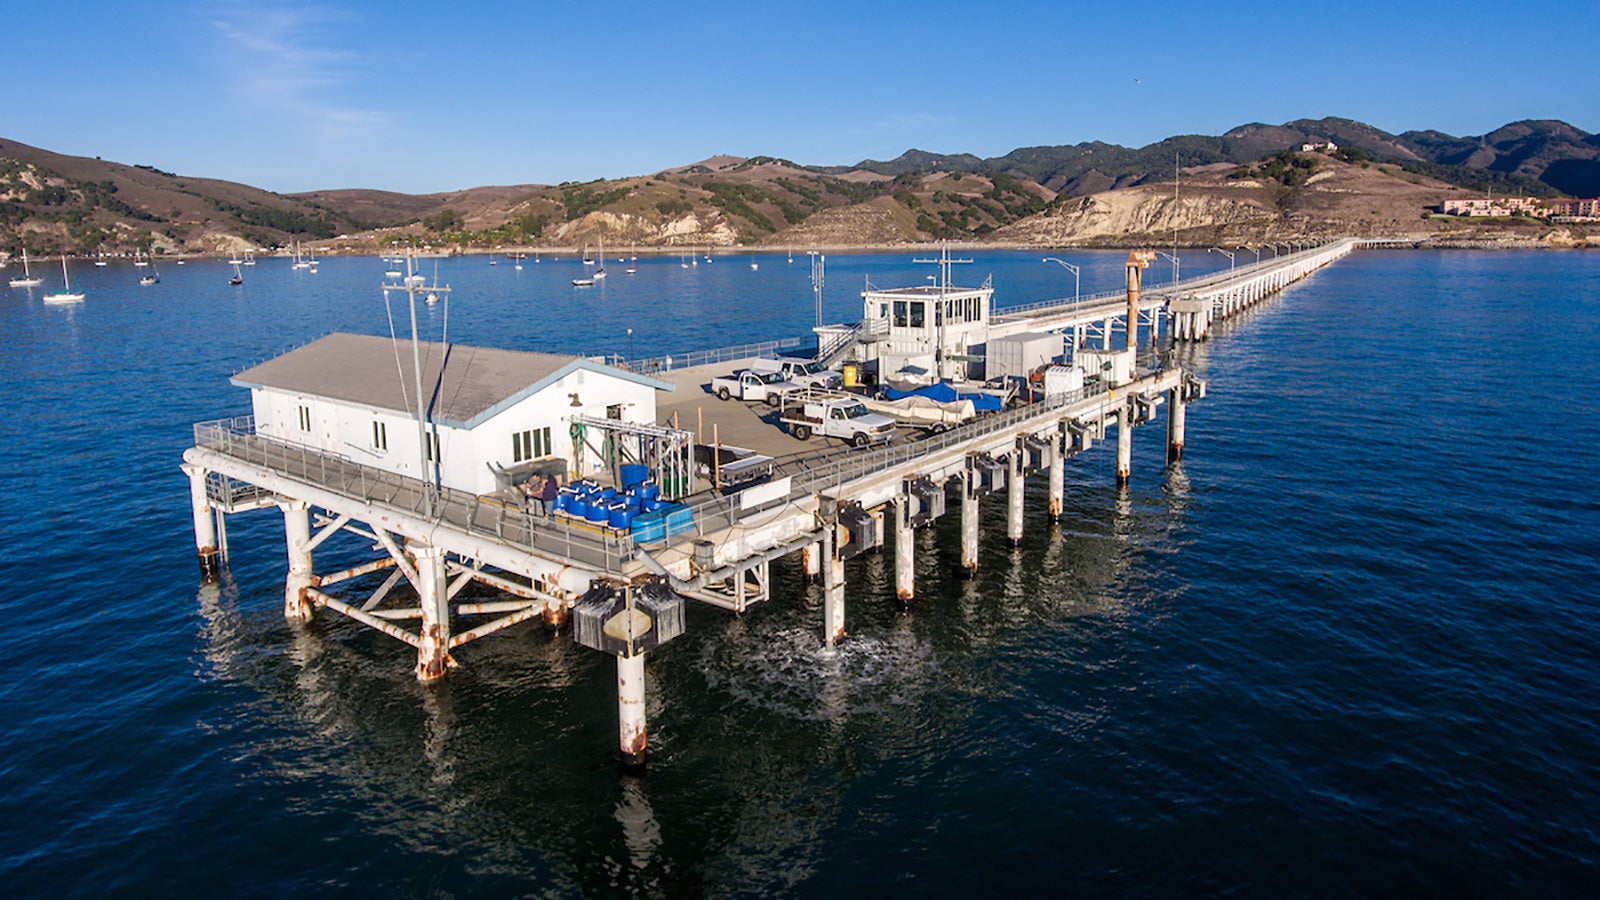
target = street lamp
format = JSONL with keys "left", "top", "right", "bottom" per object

{"left": 1042, "top": 257, "right": 1080, "bottom": 304}
{"left": 1156, "top": 251, "right": 1180, "bottom": 285}
{"left": 1208, "top": 247, "right": 1235, "bottom": 274}
{"left": 1238, "top": 245, "right": 1261, "bottom": 264}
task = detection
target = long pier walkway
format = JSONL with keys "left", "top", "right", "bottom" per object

{"left": 182, "top": 238, "right": 1362, "bottom": 767}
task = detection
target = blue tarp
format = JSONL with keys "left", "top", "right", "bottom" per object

{"left": 883, "top": 382, "right": 1003, "bottom": 412}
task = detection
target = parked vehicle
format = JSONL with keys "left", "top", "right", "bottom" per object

{"left": 749, "top": 357, "right": 842, "bottom": 390}
{"left": 780, "top": 390, "right": 897, "bottom": 447}
{"left": 710, "top": 369, "right": 800, "bottom": 405}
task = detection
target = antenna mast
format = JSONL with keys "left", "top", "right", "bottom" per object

{"left": 382, "top": 252, "right": 452, "bottom": 514}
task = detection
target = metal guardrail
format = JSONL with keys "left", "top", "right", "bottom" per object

{"left": 991, "top": 242, "right": 1344, "bottom": 321}
{"left": 625, "top": 337, "right": 803, "bottom": 375}
{"left": 193, "top": 418, "right": 643, "bottom": 572}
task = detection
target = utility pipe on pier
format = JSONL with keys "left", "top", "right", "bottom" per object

{"left": 1126, "top": 250, "right": 1154, "bottom": 352}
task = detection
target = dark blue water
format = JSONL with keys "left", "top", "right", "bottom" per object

{"left": 3, "top": 249, "right": 1597, "bottom": 895}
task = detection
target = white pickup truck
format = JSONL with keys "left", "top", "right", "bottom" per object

{"left": 780, "top": 391, "right": 898, "bottom": 447}
{"left": 750, "top": 357, "right": 843, "bottom": 391}
{"left": 710, "top": 369, "right": 800, "bottom": 406}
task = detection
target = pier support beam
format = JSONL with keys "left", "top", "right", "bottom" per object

{"left": 280, "top": 500, "right": 314, "bottom": 622}
{"left": 1047, "top": 431, "right": 1065, "bottom": 520}
{"left": 617, "top": 651, "right": 647, "bottom": 770}
{"left": 802, "top": 542, "right": 820, "bottom": 583}
{"left": 1167, "top": 388, "right": 1186, "bottom": 464}
{"left": 1006, "top": 451, "right": 1025, "bottom": 547}
{"left": 1116, "top": 408, "right": 1132, "bottom": 488}
{"left": 184, "top": 464, "right": 220, "bottom": 581}
{"left": 821, "top": 528, "right": 846, "bottom": 648}
{"left": 960, "top": 470, "right": 980, "bottom": 577}
{"left": 413, "top": 543, "right": 454, "bottom": 682}
{"left": 894, "top": 494, "right": 914, "bottom": 606}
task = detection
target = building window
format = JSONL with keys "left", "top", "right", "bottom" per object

{"left": 513, "top": 427, "right": 552, "bottom": 463}
{"left": 424, "top": 432, "right": 440, "bottom": 462}
{"left": 297, "top": 405, "right": 311, "bottom": 431}
{"left": 606, "top": 404, "right": 623, "bottom": 420}
{"left": 893, "top": 300, "right": 907, "bottom": 327}
{"left": 372, "top": 420, "right": 387, "bottom": 451}
{"left": 909, "top": 301, "right": 925, "bottom": 328}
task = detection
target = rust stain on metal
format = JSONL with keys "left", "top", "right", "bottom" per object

{"left": 541, "top": 603, "right": 570, "bottom": 631}
{"left": 416, "top": 624, "right": 452, "bottom": 682}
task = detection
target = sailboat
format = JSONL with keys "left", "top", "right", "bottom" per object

{"left": 229, "top": 263, "right": 244, "bottom": 285}
{"left": 593, "top": 237, "right": 607, "bottom": 280}
{"left": 139, "top": 255, "right": 160, "bottom": 285}
{"left": 749, "top": 255, "right": 759, "bottom": 270}
{"left": 94, "top": 251, "right": 108, "bottom": 267}
{"left": 624, "top": 242, "right": 636, "bottom": 275}
{"left": 292, "top": 241, "right": 312, "bottom": 269}
{"left": 243, "top": 251, "right": 256, "bottom": 266}
{"left": 43, "top": 256, "right": 85, "bottom": 303}
{"left": 573, "top": 241, "right": 598, "bottom": 285}
{"left": 133, "top": 249, "right": 149, "bottom": 267}
{"left": 9, "top": 248, "right": 42, "bottom": 287}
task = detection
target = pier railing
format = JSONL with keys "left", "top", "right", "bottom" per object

{"left": 193, "top": 418, "right": 643, "bottom": 572}
{"left": 623, "top": 337, "right": 803, "bottom": 375}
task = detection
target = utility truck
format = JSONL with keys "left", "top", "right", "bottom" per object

{"left": 710, "top": 368, "right": 800, "bottom": 406}
{"left": 749, "top": 357, "right": 843, "bottom": 390}
{"left": 780, "top": 389, "right": 898, "bottom": 447}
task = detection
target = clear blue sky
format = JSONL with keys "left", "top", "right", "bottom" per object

{"left": 9, "top": 0, "right": 1595, "bottom": 194}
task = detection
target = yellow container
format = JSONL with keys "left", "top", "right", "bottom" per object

{"left": 842, "top": 364, "right": 858, "bottom": 387}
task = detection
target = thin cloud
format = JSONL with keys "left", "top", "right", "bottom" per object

{"left": 864, "top": 112, "right": 958, "bottom": 132}
{"left": 210, "top": 1, "right": 388, "bottom": 138}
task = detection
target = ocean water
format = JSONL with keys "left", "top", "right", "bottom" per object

{"left": 2, "top": 249, "right": 1597, "bottom": 895}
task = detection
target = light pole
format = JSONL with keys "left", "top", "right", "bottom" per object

{"left": 1156, "top": 251, "right": 1180, "bottom": 285}
{"left": 627, "top": 327, "right": 634, "bottom": 365}
{"left": 1042, "top": 257, "right": 1080, "bottom": 304}
{"left": 1208, "top": 247, "right": 1235, "bottom": 274}
{"left": 1238, "top": 245, "right": 1261, "bottom": 265}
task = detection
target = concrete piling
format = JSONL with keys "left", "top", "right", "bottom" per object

{"left": 280, "top": 500, "right": 314, "bottom": 622}
{"left": 617, "top": 652, "right": 647, "bottom": 770}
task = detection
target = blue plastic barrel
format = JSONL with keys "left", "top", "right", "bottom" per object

{"left": 599, "top": 487, "right": 618, "bottom": 502}
{"left": 639, "top": 480, "right": 660, "bottom": 501}
{"left": 568, "top": 497, "right": 588, "bottom": 518}
{"left": 586, "top": 502, "right": 608, "bottom": 523}
{"left": 552, "top": 491, "right": 572, "bottom": 513}
{"left": 620, "top": 464, "right": 650, "bottom": 490}
{"left": 608, "top": 501, "right": 633, "bottom": 529}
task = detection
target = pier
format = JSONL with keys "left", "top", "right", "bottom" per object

{"left": 182, "top": 240, "right": 1356, "bottom": 767}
